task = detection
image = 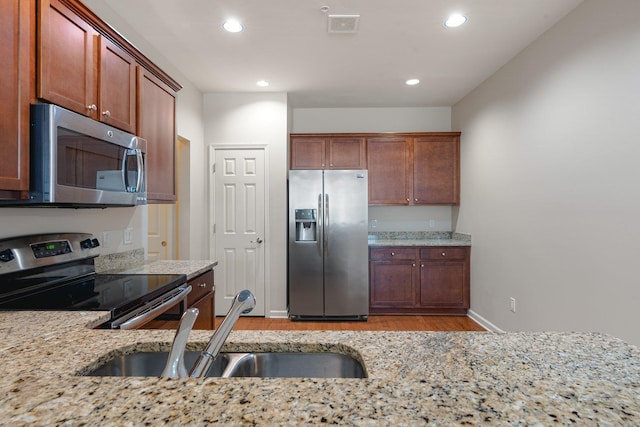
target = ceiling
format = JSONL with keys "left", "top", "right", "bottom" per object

{"left": 86, "top": 0, "right": 583, "bottom": 108}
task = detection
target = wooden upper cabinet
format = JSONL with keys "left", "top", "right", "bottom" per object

{"left": 137, "top": 67, "right": 177, "bottom": 203}
{"left": 413, "top": 134, "right": 460, "bottom": 205}
{"left": 290, "top": 136, "right": 325, "bottom": 169}
{"left": 38, "top": 0, "right": 137, "bottom": 132}
{"left": 38, "top": 0, "right": 98, "bottom": 119}
{"left": 98, "top": 36, "right": 136, "bottom": 133}
{"left": 367, "top": 137, "right": 411, "bottom": 205}
{"left": 0, "top": 0, "right": 31, "bottom": 198}
{"left": 290, "top": 135, "right": 366, "bottom": 169}
{"left": 325, "top": 137, "right": 366, "bottom": 169}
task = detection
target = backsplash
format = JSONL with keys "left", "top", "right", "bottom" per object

{"left": 94, "top": 248, "right": 145, "bottom": 273}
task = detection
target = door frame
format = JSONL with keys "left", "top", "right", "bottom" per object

{"left": 208, "top": 144, "right": 270, "bottom": 316}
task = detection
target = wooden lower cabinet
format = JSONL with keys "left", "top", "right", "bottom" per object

{"left": 144, "top": 269, "right": 215, "bottom": 330}
{"left": 369, "top": 246, "right": 469, "bottom": 315}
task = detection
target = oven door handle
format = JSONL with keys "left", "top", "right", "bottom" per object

{"left": 115, "top": 285, "right": 192, "bottom": 330}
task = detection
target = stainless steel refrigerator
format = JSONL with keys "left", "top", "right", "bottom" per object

{"left": 288, "top": 169, "right": 369, "bottom": 320}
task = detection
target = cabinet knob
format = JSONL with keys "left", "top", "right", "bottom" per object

{"left": 414, "top": 198, "right": 418, "bottom": 202}
{"left": 198, "top": 283, "right": 206, "bottom": 288}
{"left": 391, "top": 251, "right": 395, "bottom": 256}
{"left": 441, "top": 252, "right": 446, "bottom": 257}
{"left": 102, "top": 110, "right": 111, "bottom": 118}
{"left": 412, "top": 263, "right": 416, "bottom": 267}
{"left": 406, "top": 198, "right": 410, "bottom": 202}
{"left": 86, "top": 104, "right": 97, "bottom": 112}
{"left": 421, "top": 264, "right": 424, "bottom": 268}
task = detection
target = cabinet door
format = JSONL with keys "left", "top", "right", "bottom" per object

{"left": 326, "top": 137, "right": 366, "bottom": 169}
{"left": 369, "top": 260, "right": 418, "bottom": 311}
{"left": 99, "top": 36, "right": 136, "bottom": 133}
{"left": 137, "top": 67, "right": 177, "bottom": 202}
{"left": 419, "top": 261, "right": 468, "bottom": 309}
{"left": 413, "top": 135, "right": 460, "bottom": 204}
{"left": 38, "top": 0, "right": 98, "bottom": 119}
{"left": 0, "top": 0, "right": 30, "bottom": 196}
{"left": 367, "top": 137, "right": 412, "bottom": 204}
{"left": 290, "top": 136, "right": 325, "bottom": 169}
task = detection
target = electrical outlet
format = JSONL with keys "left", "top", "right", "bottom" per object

{"left": 124, "top": 228, "right": 133, "bottom": 245}
{"left": 509, "top": 297, "right": 516, "bottom": 313}
{"left": 428, "top": 219, "right": 436, "bottom": 228}
{"left": 102, "top": 231, "right": 110, "bottom": 249}
{"left": 370, "top": 219, "right": 377, "bottom": 228}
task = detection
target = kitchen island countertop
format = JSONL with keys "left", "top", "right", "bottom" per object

{"left": 0, "top": 311, "right": 638, "bottom": 425}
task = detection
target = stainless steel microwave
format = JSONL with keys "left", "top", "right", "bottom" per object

{"left": 24, "top": 104, "right": 147, "bottom": 207}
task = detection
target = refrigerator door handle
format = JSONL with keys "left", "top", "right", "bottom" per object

{"left": 317, "top": 193, "right": 323, "bottom": 257}
{"left": 324, "top": 193, "right": 330, "bottom": 256}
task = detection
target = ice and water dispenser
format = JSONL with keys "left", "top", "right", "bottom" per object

{"left": 295, "top": 209, "right": 317, "bottom": 242}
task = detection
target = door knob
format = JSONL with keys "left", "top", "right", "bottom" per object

{"left": 161, "top": 241, "right": 167, "bottom": 247}
{"left": 256, "top": 238, "right": 263, "bottom": 244}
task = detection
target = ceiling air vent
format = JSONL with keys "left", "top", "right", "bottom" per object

{"left": 327, "top": 15, "right": 360, "bottom": 34}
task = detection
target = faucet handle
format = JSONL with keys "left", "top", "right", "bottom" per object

{"left": 161, "top": 308, "right": 199, "bottom": 378}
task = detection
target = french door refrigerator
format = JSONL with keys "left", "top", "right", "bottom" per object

{"left": 288, "top": 169, "right": 369, "bottom": 320}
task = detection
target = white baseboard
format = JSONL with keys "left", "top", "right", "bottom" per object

{"left": 468, "top": 310, "right": 504, "bottom": 333}
{"left": 267, "top": 309, "right": 289, "bottom": 319}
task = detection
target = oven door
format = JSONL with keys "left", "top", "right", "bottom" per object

{"left": 110, "top": 284, "right": 192, "bottom": 330}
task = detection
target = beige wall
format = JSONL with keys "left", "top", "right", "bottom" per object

{"left": 453, "top": 0, "right": 640, "bottom": 345}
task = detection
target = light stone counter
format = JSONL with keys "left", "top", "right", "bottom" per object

{"left": 368, "top": 231, "right": 472, "bottom": 247}
{"left": 121, "top": 260, "right": 217, "bottom": 280}
{"left": 0, "top": 311, "right": 638, "bottom": 425}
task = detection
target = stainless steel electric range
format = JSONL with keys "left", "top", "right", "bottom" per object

{"left": 0, "top": 233, "right": 190, "bottom": 329}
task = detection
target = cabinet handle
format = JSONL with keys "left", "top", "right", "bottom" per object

{"left": 391, "top": 251, "right": 395, "bottom": 256}
{"left": 198, "top": 283, "right": 206, "bottom": 288}
{"left": 87, "top": 104, "right": 97, "bottom": 112}
{"left": 102, "top": 110, "right": 111, "bottom": 118}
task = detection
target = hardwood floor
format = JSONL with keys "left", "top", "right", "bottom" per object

{"left": 216, "top": 315, "right": 485, "bottom": 331}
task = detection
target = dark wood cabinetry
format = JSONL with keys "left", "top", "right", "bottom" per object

{"left": 367, "top": 133, "right": 460, "bottom": 205}
{"left": 290, "top": 135, "right": 366, "bottom": 169}
{"left": 145, "top": 269, "right": 215, "bottom": 330}
{"left": 369, "top": 246, "right": 469, "bottom": 315}
{"left": 0, "top": 0, "right": 31, "bottom": 199}
{"left": 4, "top": 0, "right": 182, "bottom": 203}
{"left": 137, "top": 68, "right": 177, "bottom": 202}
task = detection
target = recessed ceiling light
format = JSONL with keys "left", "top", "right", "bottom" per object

{"left": 223, "top": 19, "right": 244, "bottom": 33}
{"left": 405, "top": 79, "right": 420, "bottom": 86}
{"left": 256, "top": 80, "right": 269, "bottom": 87}
{"left": 444, "top": 14, "right": 467, "bottom": 28}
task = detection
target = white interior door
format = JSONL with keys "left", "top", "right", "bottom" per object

{"left": 147, "top": 204, "right": 174, "bottom": 261}
{"left": 211, "top": 147, "right": 266, "bottom": 316}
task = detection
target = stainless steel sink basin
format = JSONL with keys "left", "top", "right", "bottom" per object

{"left": 85, "top": 351, "right": 367, "bottom": 378}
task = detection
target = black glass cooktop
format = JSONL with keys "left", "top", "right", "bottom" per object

{"left": 0, "top": 273, "right": 186, "bottom": 319}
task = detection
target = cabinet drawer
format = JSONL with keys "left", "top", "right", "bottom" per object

{"left": 420, "top": 247, "right": 468, "bottom": 261}
{"left": 187, "top": 270, "right": 214, "bottom": 305}
{"left": 370, "top": 247, "right": 416, "bottom": 261}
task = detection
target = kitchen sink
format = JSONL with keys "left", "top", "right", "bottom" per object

{"left": 85, "top": 351, "right": 367, "bottom": 378}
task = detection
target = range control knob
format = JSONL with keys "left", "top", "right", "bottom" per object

{"left": 80, "top": 239, "right": 93, "bottom": 249}
{"left": 0, "top": 249, "right": 15, "bottom": 262}
{"left": 91, "top": 238, "right": 100, "bottom": 248}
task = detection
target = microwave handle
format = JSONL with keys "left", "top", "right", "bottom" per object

{"left": 122, "top": 149, "right": 144, "bottom": 193}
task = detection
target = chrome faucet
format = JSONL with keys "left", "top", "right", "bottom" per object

{"left": 161, "top": 290, "right": 256, "bottom": 379}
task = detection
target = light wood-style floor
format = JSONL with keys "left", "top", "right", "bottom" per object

{"left": 216, "top": 315, "right": 485, "bottom": 331}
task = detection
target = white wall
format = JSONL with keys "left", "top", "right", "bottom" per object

{"left": 204, "top": 93, "right": 289, "bottom": 317}
{"left": 293, "top": 107, "right": 455, "bottom": 232}
{"left": 452, "top": 0, "right": 640, "bottom": 345}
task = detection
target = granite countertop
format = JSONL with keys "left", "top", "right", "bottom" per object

{"left": 121, "top": 260, "right": 218, "bottom": 280}
{"left": 0, "top": 311, "right": 638, "bottom": 425}
{"left": 368, "top": 231, "right": 472, "bottom": 247}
